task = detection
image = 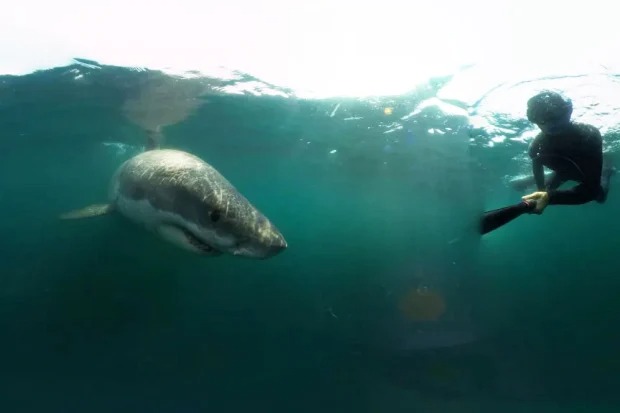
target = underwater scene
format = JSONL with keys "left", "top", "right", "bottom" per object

{"left": 3, "top": 2, "right": 620, "bottom": 411}
{"left": 2, "top": 59, "right": 620, "bottom": 412}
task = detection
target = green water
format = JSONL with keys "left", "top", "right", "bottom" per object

{"left": 1, "top": 62, "right": 619, "bottom": 412}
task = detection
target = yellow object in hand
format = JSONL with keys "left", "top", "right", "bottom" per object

{"left": 522, "top": 191, "right": 550, "bottom": 214}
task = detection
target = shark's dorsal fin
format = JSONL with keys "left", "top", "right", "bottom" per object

{"left": 146, "top": 126, "right": 164, "bottom": 151}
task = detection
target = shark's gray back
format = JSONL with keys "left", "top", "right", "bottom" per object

{"left": 109, "top": 149, "right": 265, "bottom": 230}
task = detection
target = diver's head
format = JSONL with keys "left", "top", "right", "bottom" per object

{"left": 526, "top": 90, "right": 573, "bottom": 135}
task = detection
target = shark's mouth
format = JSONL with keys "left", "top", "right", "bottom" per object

{"left": 182, "top": 228, "right": 218, "bottom": 254}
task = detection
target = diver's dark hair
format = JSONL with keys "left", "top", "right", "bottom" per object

{"left": 526, "top": 90, "right": 573, "bottom": 124}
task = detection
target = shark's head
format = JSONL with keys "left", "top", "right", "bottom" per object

{"left": 115, "top": 149, "right": 288, "bottom": 259}
{"left": 193, "top": 203, "right": 288, "bottom": 259}
{"left": 151, "top": 185, "right": 288, "bottom": 259}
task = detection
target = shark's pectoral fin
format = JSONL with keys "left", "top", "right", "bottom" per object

{"left": 60, "top": 203, "right": 112, "bottom": 220}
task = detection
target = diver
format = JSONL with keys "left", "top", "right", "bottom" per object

{"left": 480, "top": 90, "right": 614, "bottom": 234}
{"left": 520, "top": 90, "right": 614, "bottom": 214}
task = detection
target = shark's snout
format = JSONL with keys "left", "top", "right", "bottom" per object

{"left": 270, "top": 230, "right": 288, "bottom": 253}
{"left": 240, "top": 222, "right": 288, "bottom": 259}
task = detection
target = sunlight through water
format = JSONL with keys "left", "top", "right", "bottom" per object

{"left": 2, "top": 0, "right": 619, "bottom": 98}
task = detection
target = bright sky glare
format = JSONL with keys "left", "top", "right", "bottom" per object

{"left": 2, "top": 0, "right": 618, "bottom": 97}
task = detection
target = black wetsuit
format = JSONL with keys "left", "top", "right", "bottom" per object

{"left": 480, "top": 122, "right": 612, "bottom": 234}
{"left": 528, "top": 122, "right": 611, "bottom": 205}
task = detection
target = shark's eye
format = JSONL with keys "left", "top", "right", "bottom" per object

{"left": 210, "top": 209, "right": 221, "bottom": 222}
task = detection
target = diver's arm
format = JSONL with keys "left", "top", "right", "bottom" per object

{"left": 532, "top": 158, "right": 546, "bottom": 190}
{"left": 528, "top": 134, "right": 546, "bottom": 190}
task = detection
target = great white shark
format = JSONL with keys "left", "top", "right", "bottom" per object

{"left": 61, "top": 138, "right": 287, "bottom": 259}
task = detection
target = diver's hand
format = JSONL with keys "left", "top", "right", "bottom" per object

{"left": 522, "top": 191, "right": 549, "bottom": 214}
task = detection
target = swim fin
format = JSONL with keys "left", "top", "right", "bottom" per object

{"left": 480, "top": 200, "right": 535, "bottom": 235}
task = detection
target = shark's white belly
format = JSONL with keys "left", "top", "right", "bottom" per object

{"left": 115, "top": 194, "right": 174, "bottom": 229}
{"left": 114, "top": 193, "right": 210, "bottom": 253}
{"left": 109, "top": 175, "right": 175, "bottom": 230}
